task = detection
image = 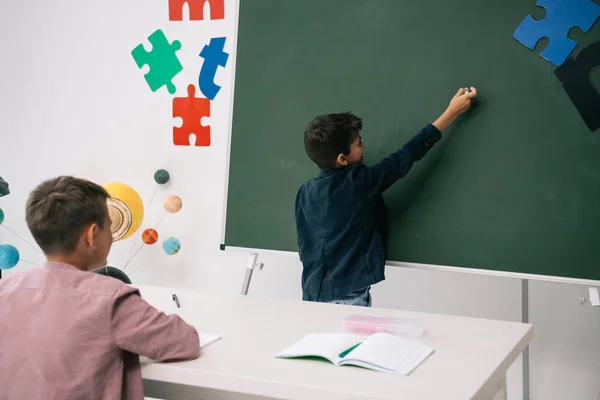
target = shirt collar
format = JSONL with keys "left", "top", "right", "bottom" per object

{"left": 43, "top": 261, "right": 82, "bottom": 271}
{"left": 318, "top": 167, "right": 346, "bottom": 178}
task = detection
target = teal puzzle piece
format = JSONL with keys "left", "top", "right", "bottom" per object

{"left": 132, "top": 30, "right": 182, "bottom": 94}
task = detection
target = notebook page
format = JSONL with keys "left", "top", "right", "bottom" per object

{"left": 339, "top": 332, "right": 434, "bottom": 374}
{"left": 200, "top": 333, "right": 222, "bottom": 349}
{"left": 139, "top": 333, "right": 222, "bottom": 364}
{"left": 275, "top": 333, "right": 365, "bottom": 365}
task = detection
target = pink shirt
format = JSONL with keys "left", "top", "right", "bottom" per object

{"left": 0, "top": 262, "right": 200, "bottom": 400}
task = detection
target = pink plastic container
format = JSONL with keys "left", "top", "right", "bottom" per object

{"left": 342, "top": 315, "right": 424, "bottom": 339}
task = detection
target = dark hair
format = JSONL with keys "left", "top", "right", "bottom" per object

{"left": 304, "top": 112, "right": 363, "bottom": 170}
{"left": 26, "top": 176, "right": 109, "bottom": 255}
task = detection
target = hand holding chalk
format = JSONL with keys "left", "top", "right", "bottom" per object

{"left": 448, "top": 87, "right": 477, "bottom": 116}
{"left": 433, "top": 87, "right": 478, "bottom": 132}
{"left": 462, "top": 87, "right": 476, "bottom": 96}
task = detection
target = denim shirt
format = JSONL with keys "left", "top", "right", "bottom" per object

{"left": 295, "top": 124, "right": 442, "bottom": 302}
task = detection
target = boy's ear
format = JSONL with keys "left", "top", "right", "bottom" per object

{"left": 85, "top": 223, "right": 99, "bottom": 250}
{"left": 337, "top": 153, "right": 348, "bottom": 166}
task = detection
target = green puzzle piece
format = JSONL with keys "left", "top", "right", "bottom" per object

{"left": 131, "top": 29, "right": 182, "bottom": 94}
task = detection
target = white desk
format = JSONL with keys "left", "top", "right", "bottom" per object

{"left": 135, "top": 285, "right": 532, "bottom": 400}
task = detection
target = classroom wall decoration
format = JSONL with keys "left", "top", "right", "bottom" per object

{"left": 93, "top": 266, "right": 133, "bottom": 284}
{"left": 131, "top": 0, "right": 229, "bottom": 147}
{"left": 0, "top": 169, "right": 186, "bottom": 279}
{"left": 163, "top": 237, "right": 182, "bottom": 255}
{"left": 554, "top": 41, "right": 600, "bottom": 131}
{"left": 102, "top": 182, "right": 145, "bottom": 242}
{"left": 513, "top": 0, "right": 600, "bottom": 132}
{"left": 109, "top": 169, "right": 185, "bottom": 278}
{"left": 164, "top": 195, "right": 183, "bottom": 213}
{"left": 168, "top": 0, "right": 225, "bottom": 21}
{"left": 0, "top": 244, "right": 19, "bottom": 270}
{"left": 131, "top": 29, "right": 183, "bottom": 95}
{"left": 0, "top": 180, "right": 43, "bottom": 272}
{"left": 198, "top": 37, "right": 230, "bottom": 100}
{"left": 0, "top": 177, "right": 9, "bottom": 197}
{"left": 154, "top": 169, "right": 171, "bottom": 185}
{"left": 0, "top": 178, "right": 21, "bottom": 272}
{"left": 142, "top": 229, "right": 159, "bottom": 245}
{"left": 513, "top": 0, "right": 600, "bottom": 66}
{"left": 173, "top": 85, "right": 211, "bottom": 146}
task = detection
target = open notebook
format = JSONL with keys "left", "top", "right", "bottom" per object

{"left": 275, "top": 333, "right": 433, "bottom": 375}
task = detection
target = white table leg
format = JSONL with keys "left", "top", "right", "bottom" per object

{"left": 501, "top": 374, "right": 508, "bottom": 400}
{"left": 492, "top": 373, "right": 508, "bottom": 400}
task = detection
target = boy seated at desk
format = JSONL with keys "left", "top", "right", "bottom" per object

{"left": 0, "top": 176, "right": 200, "bottom": 399}
{"left": 296, "top": 88, "right": 477, "bottom": 306}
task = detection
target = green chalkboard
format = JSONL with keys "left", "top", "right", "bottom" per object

{"left": 225, "top": 0, "right": 600, "bottom": 282}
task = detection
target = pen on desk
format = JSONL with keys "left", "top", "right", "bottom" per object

{"left": 172, "top": 294, "right": 180, "bottom": 308}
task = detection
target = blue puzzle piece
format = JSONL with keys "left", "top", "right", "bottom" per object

{"left": 513, "top": 0, "right": 600, "bottom": 66}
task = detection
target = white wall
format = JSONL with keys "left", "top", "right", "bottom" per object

{"left": 1, "top": 1, "right": 599, "bottom": 399}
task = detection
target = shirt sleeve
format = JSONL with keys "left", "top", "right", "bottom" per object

{"left": 111, "top": 286, "right": 200, "bottom": 361}
{"left": 354, "top": 123, "right": 442, "bottom": 195}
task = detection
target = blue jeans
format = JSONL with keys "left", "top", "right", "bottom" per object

{"left": 326, "top": 286, "right": 372, "bottom": 307}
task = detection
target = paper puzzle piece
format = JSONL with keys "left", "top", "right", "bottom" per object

{"left": 199, "top": 37, "right": 229, "bottom": 100}
{"left": 173, "top": 84, "right": 211, "bottom": 146}
{"left": 131, "top": 29, "right": 182, "bottom": 94}
{"left": 513, "top": 0, "right": 600, "bottom": 66}
{"left": 169, "top": 0, "right": 225, "bottom": 21}
{"left": 554, "top": 41, "right": 600, "bottom": 131}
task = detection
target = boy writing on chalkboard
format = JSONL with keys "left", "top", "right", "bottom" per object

{"left": 0, "top": 176, "right": 200, "bottom": 399}
{"left": 296, "top": 87, "right": 477, "bottom": 306}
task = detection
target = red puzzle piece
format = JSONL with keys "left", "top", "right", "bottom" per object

{"left": 169, "top": 0, "right": 225, "bottom": 21}
{"left": 173, "top": 85, "right": 211, "bottom": 147}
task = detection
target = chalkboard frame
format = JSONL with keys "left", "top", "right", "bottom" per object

{"left": 220, "top": 245, "right": 600, "bottom": 286}
{"left": 220, "top": 0, "right": 600, "bottom": 288}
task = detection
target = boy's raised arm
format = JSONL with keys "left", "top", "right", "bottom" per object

{"left": 355, "top": 87, "right": 477, "bottom": 195}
